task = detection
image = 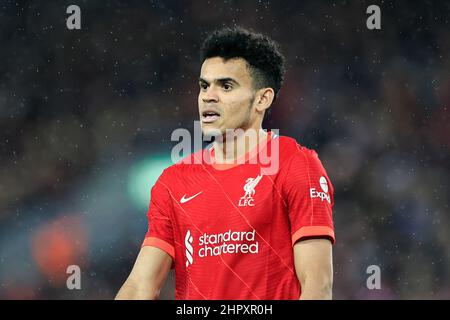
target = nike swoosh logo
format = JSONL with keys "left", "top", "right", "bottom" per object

{"left": 180, "top": 191, "right": 203, "bottom": 204}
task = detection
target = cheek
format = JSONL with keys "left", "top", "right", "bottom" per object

{"left": 218, "top": 90, "right": 254, "bottom": 125}
{"left": 234, "top": 97, "right": 253, "bottom": 118}
{"left": 222, "top": 101, "right": 244, "bottom": 123}
{"left": 225, "top": 93, "right": 252, "bottom": 113}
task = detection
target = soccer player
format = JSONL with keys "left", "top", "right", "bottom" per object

{"left": 116, "top": 27, "right": 335, "bottom": 300}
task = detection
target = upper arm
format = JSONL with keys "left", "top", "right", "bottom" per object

{"left": 143, "top": 175, "right": 176, "bottom": 258}
{"left": 283, "top": 147, "right": 335, "bottom": 245}
{"left": 293, "top": 238, "right": 333, "bottom": 299}
{"left": 117, "top": 172, "right": 175, "bottom": 300}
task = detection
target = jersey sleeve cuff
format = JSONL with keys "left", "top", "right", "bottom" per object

{"left": 291, "top": 226, "right": 335, "bottom": 245}
{"left": 142, "top": 236, "right": 175, "bottom": 259}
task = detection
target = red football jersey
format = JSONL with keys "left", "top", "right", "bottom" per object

{"left": 142, "top": 132, "right": 335, "bottom": 300}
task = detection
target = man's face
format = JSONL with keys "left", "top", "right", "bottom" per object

{"left": 198, "top": 57, "right": 256, "bottom": 136}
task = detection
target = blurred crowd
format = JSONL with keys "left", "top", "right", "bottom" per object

{"left": 0, "top": 0, "right": 449, "bottom": 299}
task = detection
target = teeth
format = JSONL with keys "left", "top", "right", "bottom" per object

{"left": 202, "top": 111, "right": 220, "bottom": 123}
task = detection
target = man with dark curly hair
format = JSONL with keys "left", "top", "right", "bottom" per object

{"left": 116, "top": 27, "right": 335, "bottom": 300}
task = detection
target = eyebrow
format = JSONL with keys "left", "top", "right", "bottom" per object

{"left": 198, "top": 77, "right": 240, "bottom": 86}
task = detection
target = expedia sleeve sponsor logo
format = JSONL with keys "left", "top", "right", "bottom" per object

{"left": 309, "top": 176, "right": 331, "bottom": 204}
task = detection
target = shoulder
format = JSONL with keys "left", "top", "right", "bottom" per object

{"left": 275, "top": 134, "right": 319, "bottom": 164}
{"left": 274, "top": 135, "right": 331, "bottom": 189}
{"left": 276, "top": 135, "right": 332, "bottom": 191}
{"left": 158, "top": 147, "right": 208, "bottom": 180}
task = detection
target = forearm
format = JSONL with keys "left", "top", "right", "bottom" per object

{"left": 115, "top": 280, "right": 159, "bottom": 300}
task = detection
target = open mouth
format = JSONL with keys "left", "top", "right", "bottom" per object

{"left": 201, "top": 110, "right": 221, "bottom": 123}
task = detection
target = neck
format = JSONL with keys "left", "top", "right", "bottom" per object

{"left": 212, "top": 127, "right": 268, "bottom": 163}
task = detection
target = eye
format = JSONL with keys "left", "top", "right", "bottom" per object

{"left": 223, "top": 83, "right": 233, "bottom": 91}
{"left": 199, "top": 83, "right": 208, "bottom": 90}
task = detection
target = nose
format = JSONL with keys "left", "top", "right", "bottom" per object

{"left": 201, "top": 86, "right": 219, "bottom": 103}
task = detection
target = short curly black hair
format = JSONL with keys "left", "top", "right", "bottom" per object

{"left": 200, "top": 26, "right": 286, "bottom": 99}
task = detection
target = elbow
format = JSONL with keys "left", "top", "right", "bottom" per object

{"left": 320, "top": 279, "right": 333, "bottom": 299}
{"left": 299, "top": 276, "right": 333, "bottom": 300}
{"left": 315, "top": 280, "right": 333, "bottom": 300}
{"left": 115, "top": 281, "right": 160, "bottom": 300}
{"left": 149, "top": 289, "right": 161, "bottom": 300}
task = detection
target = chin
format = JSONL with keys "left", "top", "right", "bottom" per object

{"left": 201, "top": 124, "right": 223, "bottom": 138}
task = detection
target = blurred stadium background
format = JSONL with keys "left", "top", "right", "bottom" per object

{"left": 0, "top": 0, "right": 449, "bottom": 299}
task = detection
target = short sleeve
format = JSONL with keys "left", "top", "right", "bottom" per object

{"left": 141, "top": 174, "right": 176, "bottom": 259}
{"left": 282, "top": 146, "right": 335, "bottom": 245}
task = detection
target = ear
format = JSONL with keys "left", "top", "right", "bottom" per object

{"left": 255, "top": 88, "right": 275, "bottom": 113}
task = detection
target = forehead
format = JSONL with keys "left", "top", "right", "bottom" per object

{"left": 200, "top": 57, "right": 252, "bottom": 83}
